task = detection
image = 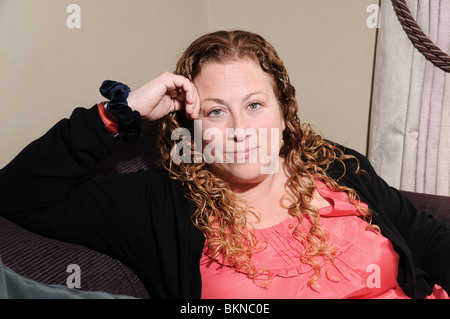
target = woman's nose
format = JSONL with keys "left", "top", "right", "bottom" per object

{"left": 227, "top": 113, "right": 250, "bottom": 142}
{"left": 233, "top": 128, "right": 247, "bottom": 142}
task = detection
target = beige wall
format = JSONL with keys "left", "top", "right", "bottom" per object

{"left": 0, "top": 0, "right": 378, "bottom": 167}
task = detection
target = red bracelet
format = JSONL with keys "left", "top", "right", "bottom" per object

{"left": 97, "top": 102, "right": 119, "bottom": 136}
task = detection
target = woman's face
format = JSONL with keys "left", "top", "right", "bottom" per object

{"left": 193, "top": 58, "right": 286, "bottom": 185}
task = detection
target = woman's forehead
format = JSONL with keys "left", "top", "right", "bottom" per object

{"left": 193, "top": 60, "right": 276, "bottom": 100}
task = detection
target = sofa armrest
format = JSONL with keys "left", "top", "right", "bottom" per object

{"left": 0, "top": 216, "right": 150, "bottom": 298}
{"left": 401, "top": 191, "right": 450, "bottom": 226}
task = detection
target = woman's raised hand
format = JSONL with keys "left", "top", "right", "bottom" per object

{"left": 127, "top": 72, "right": 201, "bottom": 121}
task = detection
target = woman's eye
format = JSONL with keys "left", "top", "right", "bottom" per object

{"left": 208, "top": 109, "right": 223, "bottom": 117}
{"left": 248, "top": 102, "right": 261, "bottom": 110}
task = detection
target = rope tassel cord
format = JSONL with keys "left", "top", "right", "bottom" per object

{"left": 391, "top": 0, "right": 450, "bottom": 73}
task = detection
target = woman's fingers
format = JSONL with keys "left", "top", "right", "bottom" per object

{"left": 188, "top": 86, "right": 201, "bottom": 120}
{"left": 128, "top": 72, "right": 200, "bottom": 121}
{"left": 165, "top": 74, "right": 200, "bottom": 119}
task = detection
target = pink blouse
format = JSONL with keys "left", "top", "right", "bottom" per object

{"left": 200, "top": 180, "right": 448, "bottom": 299}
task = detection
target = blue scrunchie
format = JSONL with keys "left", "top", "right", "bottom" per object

{"left": 99, "top": 80, "right": 142, "bottom": 143}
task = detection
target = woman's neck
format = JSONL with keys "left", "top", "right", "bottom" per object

{"left": 226, "top": 158, "right": 293, "bottom": 228}
{"left": 228, "top": 158, "right": 288, "bottom": 199}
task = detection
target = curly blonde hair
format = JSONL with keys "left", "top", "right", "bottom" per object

{"left": 156, "top": 30, "right": 377, "bottom": 287}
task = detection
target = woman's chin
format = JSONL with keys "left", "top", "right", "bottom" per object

{"left": 209, "top": 162, "right": 279, "bottom": 186}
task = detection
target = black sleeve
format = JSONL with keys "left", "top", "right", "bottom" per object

{"left": 0, "top": 105, "right": 156, "bottom": 267}
{"left": 369, "top": 166, "right": 450, "bottom": 295}
{"left": 339, "top": 147, "right": 450, "bottom": 296}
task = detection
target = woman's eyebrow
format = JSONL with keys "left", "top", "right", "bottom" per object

{"left": 201, "top": 91, "right": 266, "bottom": 105}
{"left": 243, "top": 91, "right": 266, "bottom": 101}
{"left": 201, "top": 97, "right": 226, "bottom": 105}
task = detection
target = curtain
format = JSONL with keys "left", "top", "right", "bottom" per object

{"left": 368, "top": 0, "right": 450, "bottom": 196}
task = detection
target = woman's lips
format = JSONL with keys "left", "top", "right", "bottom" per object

{"left": 226, "top": 146, "right": 259, "bottom": 160}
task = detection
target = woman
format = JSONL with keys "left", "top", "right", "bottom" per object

{"left": 0, "top": 30, "right": 449, "bottom": 299}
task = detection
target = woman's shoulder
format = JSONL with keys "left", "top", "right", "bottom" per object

{"left": 94, "top": 165, "right": 185, "bottom": 200}
{"left": 325, "top": 141, "right": 376, "bottom": 177}
{"left": 114, "top": 165, "right": 181, "bottom": 185}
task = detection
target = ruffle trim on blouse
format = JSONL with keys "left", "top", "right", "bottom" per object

{"left": 201, "top": 231, "right": 354, "bottom": 279}
{"left": 200, "top": 180, "right": 368, "bottom": 279}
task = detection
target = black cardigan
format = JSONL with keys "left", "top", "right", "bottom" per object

{"left": 0, "top": 106, "right": 449, "bottom": 299}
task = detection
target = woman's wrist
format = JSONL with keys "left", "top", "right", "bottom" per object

{"left": 97, "top": 102, "right": 119, "bottom": 137}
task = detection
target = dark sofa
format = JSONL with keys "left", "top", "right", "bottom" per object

{"left": 0, "top": 122, "right": 449, "bottom": 298}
